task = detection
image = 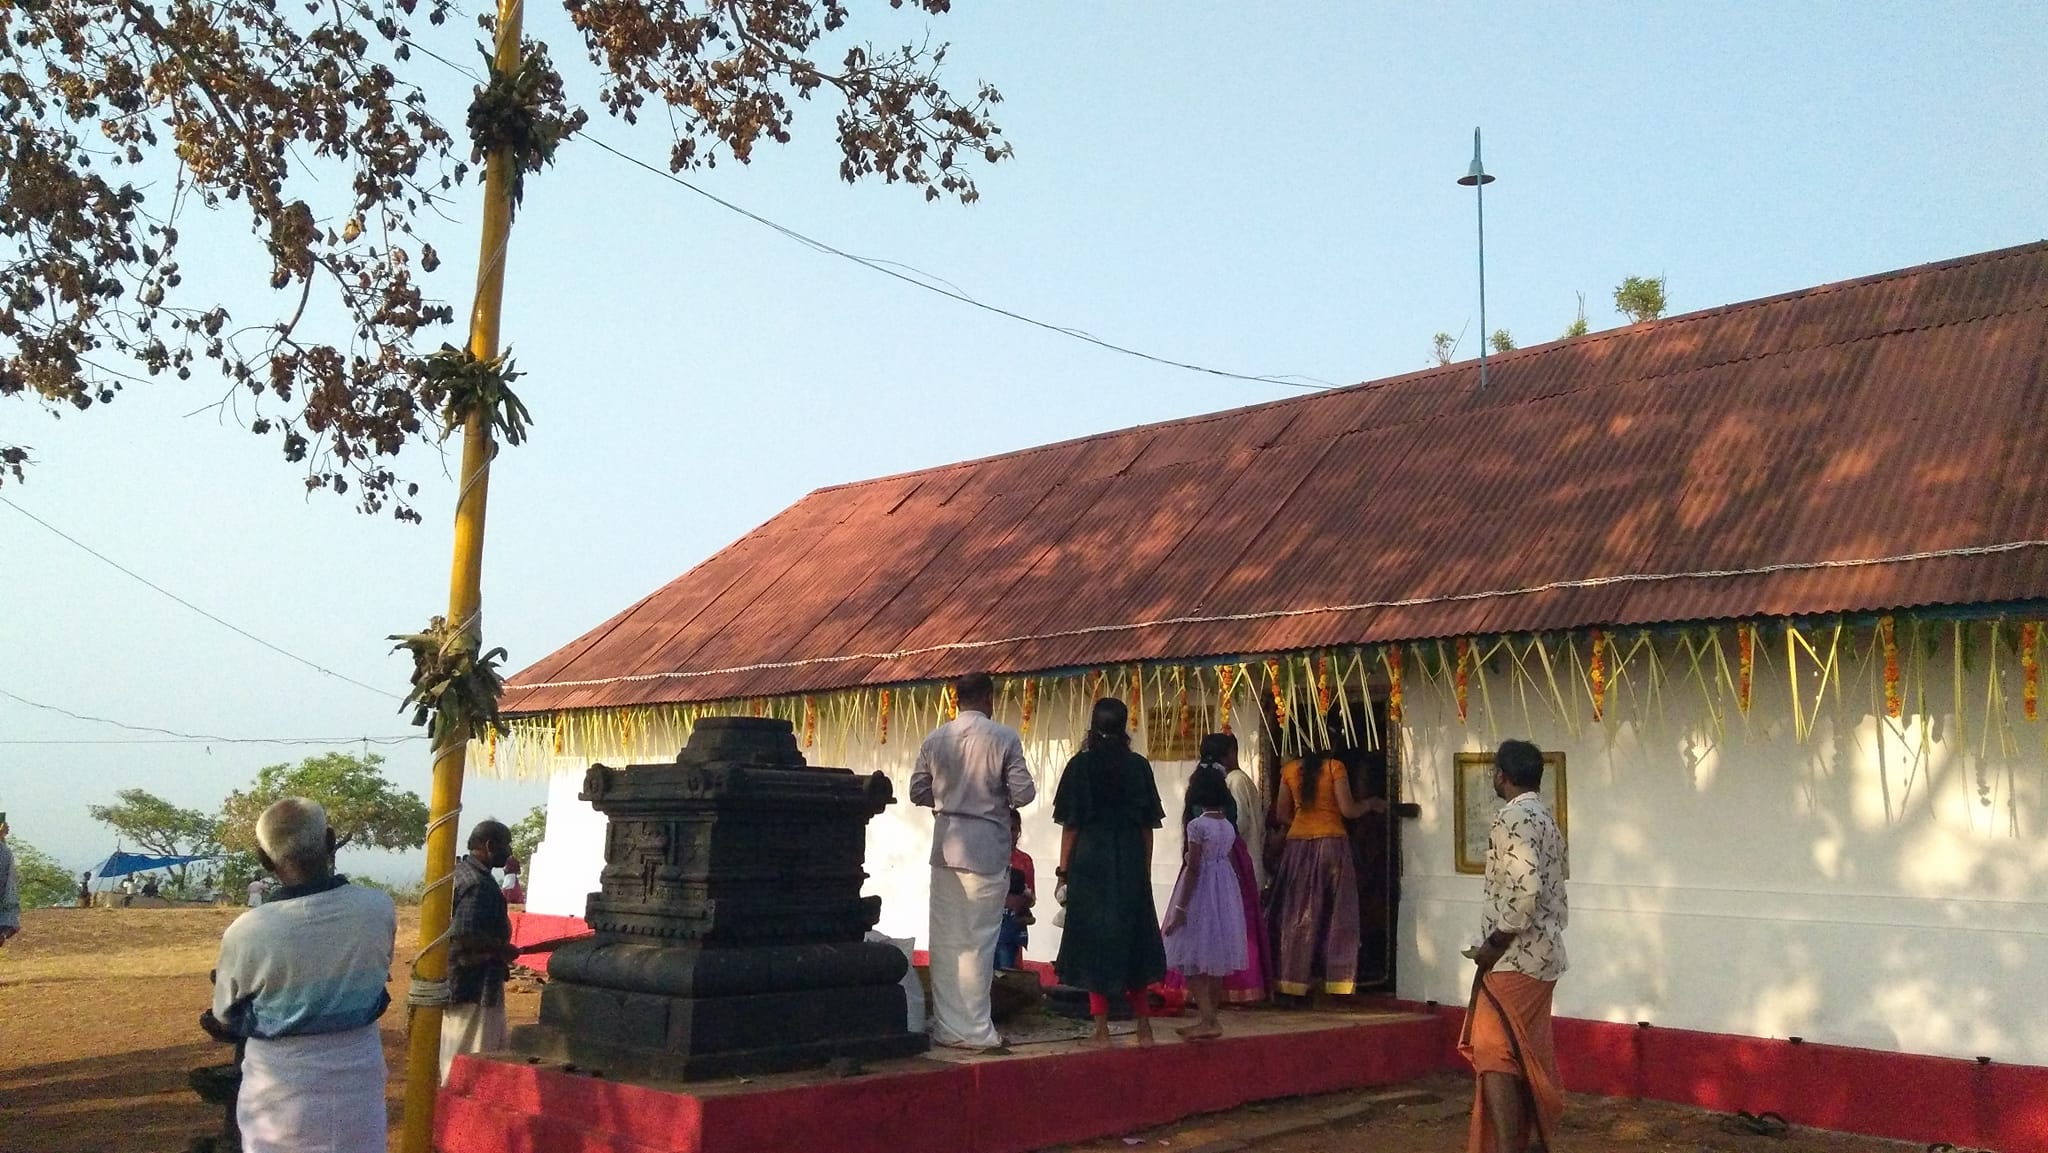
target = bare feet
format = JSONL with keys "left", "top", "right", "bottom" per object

{"left": 1177, "top": 1025, "right": 1222, "bottom": 1042}
{"left": 1134, "top": 1019, "right": 1157, "bottom": 1046}
{"left": 1081, "top": 1024, "right": 1113, "bottom": 1048}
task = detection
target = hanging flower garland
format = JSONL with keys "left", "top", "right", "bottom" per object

{"left": 877, "top": 689, "right": 892, "bottom": 745}
{"left": 1128, "top": 665, "right": 1143, "bottom": 730}
{"left": 943, "top": 684, "right": 959, "bottom": 720}
{"left": 1880, "top": 616, "right": 1902, "bottom": 719}
{"left": 1175, "top": 670, "right": 1194, "bottom": 739}
{"left": 1316, "top": 653, "right": 1334, "bottom": 717}
{"left": 1217, "top": 664, "right": 1238, "bottom": 733}
{"left": 2022, "top": 623, "right": 2040, "bottom": 723}
{"left": 1385, "top": 644, "right": 1404, "bottom": 725}
{"left": 1265, "top": 657, "right": 1287, "bottom": 730}
{"left": 802, "top": 697, "right": 818, "bottom": 747}
{"left": 1020, "top": 677, "right": 1038, "bottom": 736}
{"left": 1737, "top": 622, "right": 1755, "bottom": 715}
{"left": 1454, "top": 637, "right": 1472, "bottom": 722}
{"left": 1588, "top": 628, "right": 1607, "bottom": 722}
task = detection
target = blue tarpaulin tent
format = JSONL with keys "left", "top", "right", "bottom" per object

{"left": 90, "top": 850, "right": 210, "bottom": 879}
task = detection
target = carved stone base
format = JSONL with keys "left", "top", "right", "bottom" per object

{"left": 517, "top": 936, "right": 928, "bottom": 1080}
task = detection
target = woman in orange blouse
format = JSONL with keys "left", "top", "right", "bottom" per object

{"left": 1270, "top": 751, "right": 1386, "bottom": 999}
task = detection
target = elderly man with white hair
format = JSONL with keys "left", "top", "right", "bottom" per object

{"left": 202, "top": 798, "right": 396, "bottom": 1153}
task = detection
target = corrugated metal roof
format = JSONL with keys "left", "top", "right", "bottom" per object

{"left": 503, "top": 241, "right": 2048, "bottom": 715}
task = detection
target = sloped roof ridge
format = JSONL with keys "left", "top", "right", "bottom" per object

{"left": 804, "top": 239, "right": 2048, "bottom": 502}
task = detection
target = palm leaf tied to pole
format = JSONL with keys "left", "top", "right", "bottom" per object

{"left": 397, "top": 0, "right": 530, "bottom": 1145}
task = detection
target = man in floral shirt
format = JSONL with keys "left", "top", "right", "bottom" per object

{"left": 1461, "top": 739, "right": 1569, "bottom": 1153}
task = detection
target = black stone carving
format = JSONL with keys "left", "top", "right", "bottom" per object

{"left": 513, "top": 716, "right": 928, "bottom": 1080}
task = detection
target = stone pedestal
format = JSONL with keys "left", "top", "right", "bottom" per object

{"left": 511, "top": 717, "right": 927, "bottom": 1079}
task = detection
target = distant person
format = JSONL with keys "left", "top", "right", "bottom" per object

{"left": 78, "top": 871, "right": 93, "bottom": 909}
{"left": 1212, "top": 733, "right": 1269, "bottom": 891}
{"left": 909, "top": 672, "right": 1036, "bottom": 1052}
{"left": 0, "top": 816, "right": 19, "bottom": 947}
{"left": 247, "top": 877, "right": 266, "bottom": 908}
{"left": 1461, "top": 739, "right": 1570, "bottom": 1153}
{"left": 141, "top": 874, "right": 161, "bottom": 899}
{"left": 1161, "top": 765, "right": 1246, "bottom": 1040}
{"left": 499, "top": 855, "right": 526, "bottom": 905}
{"left": 442, "top": 819, "right": 516, "bottom": 1082}
{"left": 1052, "top": 697, "right": 1167, "bottom": 1047}
{"left": 119, "top": 875, "right": 135, "bottom": 907}
{"left": 995, "top": 809, "right": 1036, "bottom": 971}
{"left": 202, "top": 798, "right": 395, "bottom": 1153}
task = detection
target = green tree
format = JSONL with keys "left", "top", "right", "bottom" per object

{"left": 217, "top": 752, "right": 429, "bottom": 855}
{"left": 508, "top": 804, "right": 546, "bottom": 867}
{"left": 0, "top": 0, "right": 1012, "bottom": 509}
{"left": 11, "top": 840, "right": 81, "bottom": 908}
{"left": 86, "top": 789, "right": 219, "bottom": 888}
{"left": 1489, "top": 329, "right": 1516, "bottom": 354}
{"left": 1614, "top": 275, "right": 1669, "bottom": 324}
{"left": 1430, "top": 332, "right": 1458, "bottom": 366}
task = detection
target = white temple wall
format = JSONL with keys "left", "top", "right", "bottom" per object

{"left": 1395, "top": 631, "right": 2048, "bottom": 1065}
{"left": 523, "top": 689, "right": 1272, "bottom": 963}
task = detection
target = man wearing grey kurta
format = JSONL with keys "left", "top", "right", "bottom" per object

{"left": 910, "top": 673, "right": 1036, "bottom": 1051}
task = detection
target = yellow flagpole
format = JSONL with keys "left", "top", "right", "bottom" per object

{"left": 398, "top": 0, "right": 525, "bottom": 1145}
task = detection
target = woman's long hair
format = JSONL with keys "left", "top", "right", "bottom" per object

{"left": 1296, "top": 750, "right": 1328, "bottom": 800}
{"left": 1083, "top": 697, "right": 1131, "bottom": 756}
{"left": 1080, "top": 697, "right": 1134, "bottom": 812}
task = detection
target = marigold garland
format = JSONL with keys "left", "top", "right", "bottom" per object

{"left": 1176, "top": 682, "right": 1194, "bottom": 739}
{"left": 1589, "top": 629, "right": 1607, "bottom": 722}
{"left": 1880, "top": 616, "right": 1902, "bottom": 719}
{"left": 1218, "top": 665, "right": 1238, "bottom": 733}
{"left": 1737, "top": 623, "right": 1755, "bottom": 714}
{"left": 1128, "top": 666, "right": 1143, "bottom": 730}
{"left": 1020, "top": 678, "right": 1038, "bottom": 736}
{"left": 802, "top": 697, "right": 818, "bottom": 747}
{"left": 1454, "top": 637, "right": 1472, "bottom": 722}
{"left": 1316, "top": 654, "right": 1334, "bottom": 717}
{"left": 2018, "top": 625, "right": 2040, "bottom": 723}
{"left": 877, "top": 689, "right": 892, "bottom": 745}
{"left": 1386, "top": 644, "right": 1404, "bottom": 725}
{"left": 1266, "top": 657, "right": 1286, "bottom": 729}
{"left": 943, "top": 684, "right": 958, "bottom": 720}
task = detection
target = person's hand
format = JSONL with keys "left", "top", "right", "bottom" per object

{"left": 1471, "top": 937, "right": 1506, "bottom": 973}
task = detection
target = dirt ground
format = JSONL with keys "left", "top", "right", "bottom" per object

{"left": 0, "top": 905, "right": 538, "bottom": 1153}
{"left": 1, "top": 907, "right": 1921, "bottom": 1153}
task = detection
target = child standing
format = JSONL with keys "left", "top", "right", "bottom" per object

{"left": 1161, "top": 768, "right": 1248, "bottom": 1040}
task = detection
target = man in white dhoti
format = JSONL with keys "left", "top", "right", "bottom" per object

{"left": 910, "top": 672, "right": 1036, "bottom": 1052}
{"left": 203, "top": 798, "right": 395, "bottom": 1153}
{"left": 441, "top": 818, "right": 516, "bottom": 1082}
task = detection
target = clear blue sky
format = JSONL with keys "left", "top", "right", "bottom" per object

{"left": 3, "top": 3, "right": 2043, "bottom": 876}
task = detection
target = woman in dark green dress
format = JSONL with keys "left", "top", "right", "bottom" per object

{"left": 1054, "top": 697, "right": 1167, "bottom": 1046}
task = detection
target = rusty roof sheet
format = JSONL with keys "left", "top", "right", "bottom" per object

{"left": 504, "top": 241, "right": 2048, "bottom": 714}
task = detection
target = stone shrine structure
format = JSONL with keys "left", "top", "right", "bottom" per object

{"left": 511, "top": 716, "right": 927, "bottom": 1079}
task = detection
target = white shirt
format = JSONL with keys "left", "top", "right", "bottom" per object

{"left": 1482, "top": 792, "right": 1569, "bottom": 981}
{"left": 909, "top": 710, "right": 1036, "bottom": 874}
{"left": 248, "top": 880, "right": 266, "bottom": 907}
{"left": 1225, "top": 767, "right": 1267, "bottom": 888}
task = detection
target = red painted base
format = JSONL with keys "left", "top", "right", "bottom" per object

{"left": 435, "top": 1014, "right": 1449, "bottom": 1153}
{"left": 508, "top": 911, "right": 594, "bottom": 977}
{"left": 1374, "top": 998, "right": 2048, "bottom": 1153}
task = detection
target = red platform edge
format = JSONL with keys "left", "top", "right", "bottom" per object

{"left": 436, "top": 1014, "right": 1450, "bottom": 1153}
{"left": 481, "top": 919, "right": 2046, "bottom": 1152}
{"left": 1373, "top": 997, "right": 2048, "bottom": 1152}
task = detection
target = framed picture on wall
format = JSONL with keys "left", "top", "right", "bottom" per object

{"left": 1453, "top": 750, "right": 1567, "bottom": 875}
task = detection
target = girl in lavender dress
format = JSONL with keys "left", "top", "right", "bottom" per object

{"left": 1161, "top": 768, "right": 1248, "bottom": 1040}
